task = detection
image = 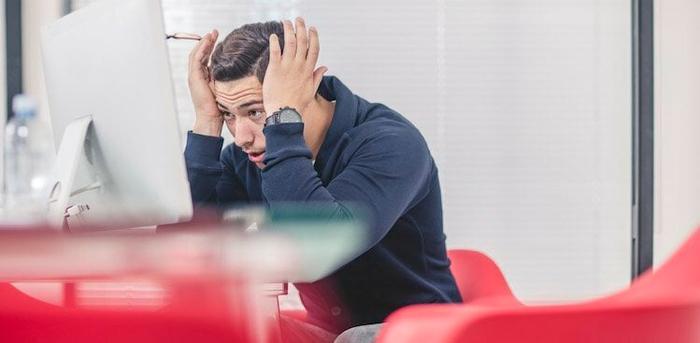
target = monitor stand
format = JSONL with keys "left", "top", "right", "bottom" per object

{"left": 47, "top": 116, "right": 102, "bottom": 230}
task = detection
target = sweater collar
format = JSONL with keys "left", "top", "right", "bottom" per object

{"left": 315, "top": 76, "right": 359, "bottom": 168}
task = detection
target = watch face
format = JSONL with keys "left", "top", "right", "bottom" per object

{"left": 266, "top": 107, "right": 302, "bottom": 127}
{"left": 279, "top": 108, "right": 302, "bottom": 123}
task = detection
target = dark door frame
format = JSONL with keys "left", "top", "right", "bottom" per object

{"left": 631, "top": 0, "right": 654, "bottom": 279}
{"left": 5, "top": 0, "right": 22, "bottom": 120}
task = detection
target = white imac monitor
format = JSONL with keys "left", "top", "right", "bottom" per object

{"left": 41, "top": 0, "right": 192, "bottom": 230}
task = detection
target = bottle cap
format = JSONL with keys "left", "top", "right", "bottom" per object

{"left": 12, "top": 94, "right": 37, "bottom": 119}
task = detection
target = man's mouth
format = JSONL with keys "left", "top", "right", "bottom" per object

{"left": 247, "top": 151, "right": 265, "bottom": 163}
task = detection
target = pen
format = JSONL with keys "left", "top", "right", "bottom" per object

{"left": 165, "top": 32, "right": 202, "bottom": 41}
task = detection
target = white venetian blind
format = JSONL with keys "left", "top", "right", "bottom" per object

{"left": 73, "top": 0, "right": 632, "bottom": 302}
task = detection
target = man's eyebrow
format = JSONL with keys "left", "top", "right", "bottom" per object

{"left": 237, "top": 100, "right": 263, "bottom": 109}
{"left": 216, "top": 102, "right": 229, "bottom": 112}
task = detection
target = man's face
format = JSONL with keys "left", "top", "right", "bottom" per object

{"left": 213, "top": 76, "right": 267, "bottom": 169}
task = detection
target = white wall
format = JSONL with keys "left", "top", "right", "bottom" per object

{"left": 653, "top": 0, "right": 700, "bottom": 266}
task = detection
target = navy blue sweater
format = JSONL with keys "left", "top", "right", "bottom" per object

{"left": 185, "top": 76, "right": 461, "bottom": 332}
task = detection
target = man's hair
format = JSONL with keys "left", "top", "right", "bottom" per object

{"left": 211, "top": 21, "right": 284, "bottom": 83}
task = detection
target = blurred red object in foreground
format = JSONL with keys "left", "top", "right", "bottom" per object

{"left": 378, "top": 227, "right": 700, "bottom": 343}
{"left": 0, "top": 229, "right": 286, "bottom": 342}
{"left": 0, "top": 205, "right": 365, "bottom": 342}
{"left": 0, "top": 280, "right": 252, "bottom": 342}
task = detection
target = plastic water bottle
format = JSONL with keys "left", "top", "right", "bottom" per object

{"left": 3, "top": 94, "right": 54, "bottom": 223}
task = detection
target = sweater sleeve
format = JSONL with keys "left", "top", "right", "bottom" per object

{"left": 261, "top": 123, "right": 432, "bottom": 256}
{"left": 184, "top": 131, "right": 249, "bottom": 209}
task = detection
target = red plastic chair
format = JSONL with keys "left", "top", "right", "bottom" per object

{"left": 446, "top": 250, "right": 520, "bottom": 306}
{"left": 378, "top": 227, "right": 700, "bottom": 343}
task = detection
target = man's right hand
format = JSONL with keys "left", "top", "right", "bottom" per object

{"left": 188, "top": 29, "right": 222, "bottom": 137}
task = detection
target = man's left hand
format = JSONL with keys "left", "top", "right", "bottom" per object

{"left": 263, "top": 18, "right": 328, "bottom": 117}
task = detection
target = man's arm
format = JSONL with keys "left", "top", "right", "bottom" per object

{"left": 262, "top": 123, "right": 432, "bottom": 257}
{"left": 188, "top": 29, "right": 224, "bottom": 137}
{"left": 185, "top": 131, "right": 249, "bottom": 208}
{"left": 184, "top": 29, "right": 248, "bottom": 209}
{"left": 259, "top": 19, "right": 433, "bottom": 260}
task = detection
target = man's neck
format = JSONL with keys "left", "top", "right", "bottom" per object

{"left": 303, "top": 95, "right": 335, "bottom": 159}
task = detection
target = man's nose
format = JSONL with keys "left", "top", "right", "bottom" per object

{"left": 234, "top": 119, "right": 256, "bottom": 149}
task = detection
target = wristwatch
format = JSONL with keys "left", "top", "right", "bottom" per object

{"left": 265, "top": 107, "right": 303, "bottom": 127}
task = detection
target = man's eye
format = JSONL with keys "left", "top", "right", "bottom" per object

{"left": 250, "top": 110, "right": 265, "bottom": 119}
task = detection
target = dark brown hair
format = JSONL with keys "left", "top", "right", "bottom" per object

{"left": 210, "top": 21, "right": 285, "bottom": 83}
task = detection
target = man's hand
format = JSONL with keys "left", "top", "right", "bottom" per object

{"left": 188, "top": 30, "right": 222, "bottom": 137}
{"left": 263, "top": 18, "right": 328, "bottom": 117}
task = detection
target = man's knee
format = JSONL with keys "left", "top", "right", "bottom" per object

{"left": 334, "top": 324, "right": 383, "bottom": 343}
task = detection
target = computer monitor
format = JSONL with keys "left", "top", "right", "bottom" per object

{"left": 41, "top": 0, "right": 192, "bottom": 230}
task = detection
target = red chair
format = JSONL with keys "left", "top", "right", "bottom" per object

{"left": 446, "top": 249, "right": 520, "bottom": 306}
{"left": 378, "top": 227, "right": 700, "bottom": 343}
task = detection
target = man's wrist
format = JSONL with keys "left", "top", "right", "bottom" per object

{"left": 185, "top": 131, "right": 224, "bottom": 166}
{"left": 265, "top": 105, "right": 282, "bottom": 119}
{"left": 264, "top": 106, "right": 304, "bottom": 127}
{"left": 193, "top": 118, "right": 223, "bottom": 137}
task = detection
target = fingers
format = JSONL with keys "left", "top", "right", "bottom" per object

{"left": 269, "top": 33, "right": 282, "bottom": 65}
{"left": 306, "top": 26, "right": 320, "bottom": 71}
{"left": 282, "top": 20, "right": 296, "bottom": 63}
{"left": 313, "top": 66, "right": 328, "bottom": 91}
{"left": 188, "top": 33, "right": 208, "bottom": 69}
{"left": 199, "top": 31, "right": 218, "bottom": 65}
{"left": 189, "top": 30, "right": 217, "bottom": 72}
{"left": 294, "top": 17, "right": 309, "bottom": 63}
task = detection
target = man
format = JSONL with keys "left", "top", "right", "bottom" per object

{"left": 185, "top": 18, "right": 461, "bottom": 342}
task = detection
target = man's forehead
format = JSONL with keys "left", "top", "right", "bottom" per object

{"left": 213, "top": 76, "right": 263, "bottom": 106}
